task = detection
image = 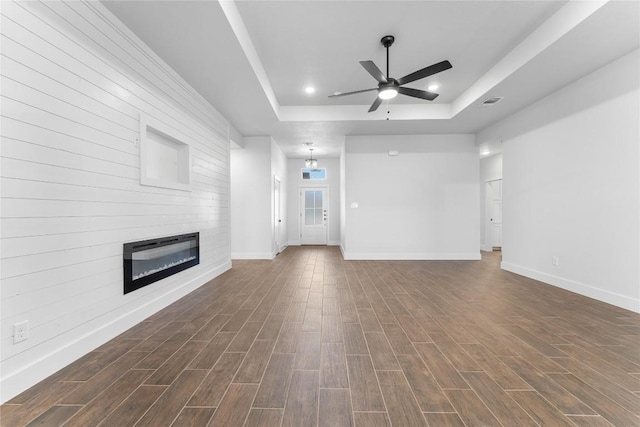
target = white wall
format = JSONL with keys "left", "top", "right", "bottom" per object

{"left": 230, "top": 137, "right": 272, "bottom": 259}
{"left": 480, "top": 154, "right": 503, "bottom": 251}
{"left": 286, "top": 157, "right": 341, "bottom": 246}
{"left": 0, "top": 0, "right": 231, "bottom": 402}
{"left": 477, "top": 49, "right": 640, "bottom": 312}
{"left": 343, "top": 135, "right": 480, "bottom": 260}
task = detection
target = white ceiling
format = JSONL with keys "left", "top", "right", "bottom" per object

{"left": 102, "top": 0, "right": 639, "bottom": 159}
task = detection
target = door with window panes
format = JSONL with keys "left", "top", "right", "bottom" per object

{"left": 300, "top": 188, "right": 327, "bottom": 245}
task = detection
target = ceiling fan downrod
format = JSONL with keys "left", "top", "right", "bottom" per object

{"left": 381, "top": 35, "right": 395, "bottom": 79}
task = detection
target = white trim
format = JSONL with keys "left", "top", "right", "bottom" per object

{"left": 328, "top": 240, "right": 341, "bottom": 246}
{"left": 501, "top": 262, "right": 640, "bottom": 313}
{"left": 231, "top": 252, "right": 275, "bottom": 260}
{"left": 480, "top": 244, "right": 494, "bottom": 252}
{"left": 342, "top": 252, "right": 482, "bottom": 261}
{"left": 0, "top": 262, "right": 231, "bottom": 403}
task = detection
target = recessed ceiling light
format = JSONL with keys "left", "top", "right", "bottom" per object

{"left": 481, "top": 150, "right": 491, "bottom": 156}
{"left": 427, "top": 84, "right": 438, "bottom": 91}
{"left": 305, "top": 86, "right": 315, "bottom": 94}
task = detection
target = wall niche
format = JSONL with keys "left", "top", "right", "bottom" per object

{"left": 140, "top": 114, "right": 191, "bottom": 191}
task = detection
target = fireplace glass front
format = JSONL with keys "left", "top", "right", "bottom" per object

{"left": 123, "top": 232, "right": 199, "bottom": 294}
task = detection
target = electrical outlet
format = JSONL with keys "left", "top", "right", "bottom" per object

{"left": 14, "top": 321, "right": 29, "bottom": 344}
{"left": 552, "top": 256, "right": 559, "bottom": 266}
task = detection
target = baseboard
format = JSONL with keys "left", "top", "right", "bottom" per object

{"left": 0, "top": 262, "right": 231, "bottom": 404}
{"left": 342, "top": 252, "right": 482, "bottom": 261}
{"left": 501, "top": 261, "right": 640, "bottom": 313}
{"left": 285, "top": 241, "right": 340, "bottom": 247}
{"left": 480, "top": 244, "right": 493, "bottom": 252}
{"left": 277, "top": 243, "right": 288, "bottom": 254}
{"left": 231, "top": 252, "right": 275, "bottom": 260}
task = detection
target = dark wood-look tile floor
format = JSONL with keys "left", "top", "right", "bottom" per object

{"left": 2, "top": 246, "right": 640, "bottom": 426}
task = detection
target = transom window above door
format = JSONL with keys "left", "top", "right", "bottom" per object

{"left": 301, "top": 168, "right": 326, "bottom": 180}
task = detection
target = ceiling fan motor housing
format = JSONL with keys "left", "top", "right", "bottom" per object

{"left": 380, "top": 78, "right": 398, "bottom": 89}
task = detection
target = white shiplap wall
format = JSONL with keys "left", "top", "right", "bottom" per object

{"left": 0, "top": 0, "right": 231, "bottom": 402}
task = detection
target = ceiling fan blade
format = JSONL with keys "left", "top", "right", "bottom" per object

{"left": 360, "top": 61, "right": 388, "bottom": 83}
{"left": 368, "top": 96, "right": 383, "bottom": 112}
{"left": 397, "top": 60, "right": 452, "bottom": 86}
{"left": 328, "top": 88, "right": 377, "bottom": 98}
{"left": 398, "top": 86, "right": 439, "bottom": 101}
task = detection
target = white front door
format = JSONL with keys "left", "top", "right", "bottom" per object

{"left": 300, "top": 188, "right": 327, "bottom": 245}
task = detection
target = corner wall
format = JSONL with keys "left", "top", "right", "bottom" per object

{"left": 477, "top": 49, "right": 640, "bottom": 312}
{"left": 230, "top": 137, "right": 272, "bottom": 259}
{"left": 343, "top": 135, "right": 480, "bottom": 260}
{"left": 0, "top": 1, "right": 232, "bottom": 402}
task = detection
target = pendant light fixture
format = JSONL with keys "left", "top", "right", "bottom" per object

{"left": 303, "top": 142, "right": 318, "bottom": 169}
{"left": 305, "top": 148, "right": 318, "bottom": 169}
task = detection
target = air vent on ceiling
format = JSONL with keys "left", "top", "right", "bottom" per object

{"left": 480, "top": 96, "right": 503, "bottom": 106}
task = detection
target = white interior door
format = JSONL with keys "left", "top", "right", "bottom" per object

{"left": 489, "top": 179, "right": 503, "bottom": 249}
{"left": 274, "top": 176, "right": 282, "bottom": 252}
{"left": 300, "top": 188, "right": 327, "bottom": 245}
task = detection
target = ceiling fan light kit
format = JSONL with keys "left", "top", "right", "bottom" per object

{"left": 329, "top": 35, "right": 452, "bottom": 113}
{"left": 378, "top": 83, "right": 399, "bottom": 100}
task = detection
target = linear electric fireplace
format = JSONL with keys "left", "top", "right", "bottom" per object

{"left": 123, "top": 232, "right": 199, "bottom": 294}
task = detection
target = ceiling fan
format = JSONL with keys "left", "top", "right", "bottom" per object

{"left": 329, "top": 35, "right": 452, "bottom": 112}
